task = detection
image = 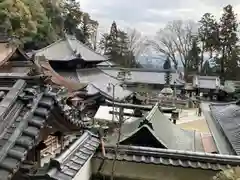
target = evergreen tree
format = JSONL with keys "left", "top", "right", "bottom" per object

{"left": 219, "top": 4, "right": 239, "bottom": 81}
{"left": 99, "top": 22, "right": 141, "bottom": 68}
{"left": 202, "top": 60, "right": 213, "bottom": 76}
{"left": 198, "top": 13, "right": 220, "bottom": 62}
{"left": 118, "top": 30, "right": 130, "bottom": 66}
{"left": 104, "top": 21, "right": 119, "bottom": 62}
{"left": 225, "top": 48, "right": 240, "bottom": 80}
{"left": 186, "top": 37, "right": 201, "bottom": 73}
{"left": 163, "top": 56, "right": 172, "bottom": 85}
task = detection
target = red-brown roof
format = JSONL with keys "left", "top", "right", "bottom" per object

{"left": 201, "top": 133, "right": 217, "bottom": 153}
{"left": 35, "top": 56, "right": 87, "bottom": 92}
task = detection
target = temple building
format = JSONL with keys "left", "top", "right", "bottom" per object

{"left": 2, "top": 36, "right": 240, "bottom": 180}
{"left": 34, "top": 35, "right": 107, "bottom": 70}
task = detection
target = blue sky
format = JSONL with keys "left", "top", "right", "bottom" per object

{"left": 80, "top": 0, "right": 240, "bottom": 35}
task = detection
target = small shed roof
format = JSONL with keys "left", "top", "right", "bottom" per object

{"left": 193, "top": 76, "right": 220, "bottom": 89}
{"left": 94, "top": 105, "right": 139, "bottom": 123}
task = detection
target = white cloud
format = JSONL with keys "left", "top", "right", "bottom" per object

{"left": 79, "top": 0, "right": 240, "bottom": 36}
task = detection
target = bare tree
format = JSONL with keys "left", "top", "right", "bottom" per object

{"left": 148, "top": 20, "right": 197, "bottom": 73}
{"left": 126, "top": 28, "right": 147, "bottom": 59}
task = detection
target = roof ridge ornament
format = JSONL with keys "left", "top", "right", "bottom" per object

{"left": 139, "top": 119, "right": 154, "bottom": 130}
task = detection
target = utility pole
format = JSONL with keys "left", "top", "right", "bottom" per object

{"left": 109, "top": 69, "right": 131, "bottom": 180}
{"left": 111, "top": 106, "right": 123, "bottom": 180}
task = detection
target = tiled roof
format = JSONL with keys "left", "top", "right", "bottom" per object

{"left": 66, "top": 35, "right": 107, "bottom": 62}
{"left": 31, "top": 131, "right": 100, "bottom": 180}
{"left": 201, "top": 102, "right": 234, "bottom": 155}
{"left": 35, "top": 57, "right": 87, "bottom": 92}
{"left": 34, "top": 35, "right": 107, "bottom": 62}
{"left": 94, "top": 145, "right": 240, "bottom": 171}
{"left": 210, "top": 102, "right": 240, "bottom": 155}
{"left": 0, "top": 43, "right": 29, "bottom": 67}
{"left": 0, "top": 79, "right": 57, "bottom": 180}
{"left": 77, "top": 68, "right": 132, "bottom": 101}
{"left": 0, "top": 75, "right": 90, "bottom": 180}
{"left": 107, "top": 104, "right": 205, "bottom": 152}
{"left": 100, "top": 67, "right": 185, "bottom": 86}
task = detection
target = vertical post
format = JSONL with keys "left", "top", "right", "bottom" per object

{"left": 36, "top": 149, "right": 41, "bottom": 167}
{"left": 111, "top": 106, "right": 124, "bottom": 180}
{"left": 60, "top": 133, "right": 64, "bottom": 153}
{"left": 112, "top": 84, "right": 115, "bottom": 122}
{"left": 173, "top": 81, "right": 176, "bottom": 106}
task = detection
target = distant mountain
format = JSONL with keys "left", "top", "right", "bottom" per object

{"left": 137, "top": 54, "right": 216, "bottom": 72}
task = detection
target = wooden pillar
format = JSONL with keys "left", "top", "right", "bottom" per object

{"left": 60, "top": 134, "right": 64, "bottom": 153}
{"left": 35, "top": 148, "right": 41, "bottom": 167}
{"left": 35, "top": 141, "right": 46, "bottom": 167}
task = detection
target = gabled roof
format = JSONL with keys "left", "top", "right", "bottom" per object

{"left": 77, "top": 68, "right": 132, "bottom": 101}
{"left": 34, "top": 35, "right": 107, "bottom": 62}
{"left": 108, "top": 104, "right": 205, "bottom": 152}
{"left": 209, "top": 102, "right": 240, "bottom": 155}
{"left": 0, "top": 43, "right": 29, "bottom": 67}
{"left": 31, "top": 131, "right": 100, "bottom": 180}
{"left": 94, "top": 145, "right": 240, "bottom": 171}
{"left": 100, "top": 67, "right": 185, "bottom": 86}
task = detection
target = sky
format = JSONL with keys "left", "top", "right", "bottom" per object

{"left": 80, "top": 0, "right": 240, "bottom": 36}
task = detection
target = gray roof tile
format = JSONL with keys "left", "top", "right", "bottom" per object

{"left": 0, "top": 77, "right": 88, "bottom": 180}
{"left": 94, "top": 145, "right": 240, "bottom": 171}
{"left": 31, "top": 131, "right": 100, "bottom": 180}
{"left": 210, "top": 102, "right": 240, "bottom": 155}
{"left": 0, "top": 80, "right": 57, "bottom": 180}
{"left": 35, "top": 35, "right": 107, "bottom": 62}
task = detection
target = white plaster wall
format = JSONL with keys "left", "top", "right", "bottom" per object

{"left": 73, "top": 155, "right": 93, "bottom": 180}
